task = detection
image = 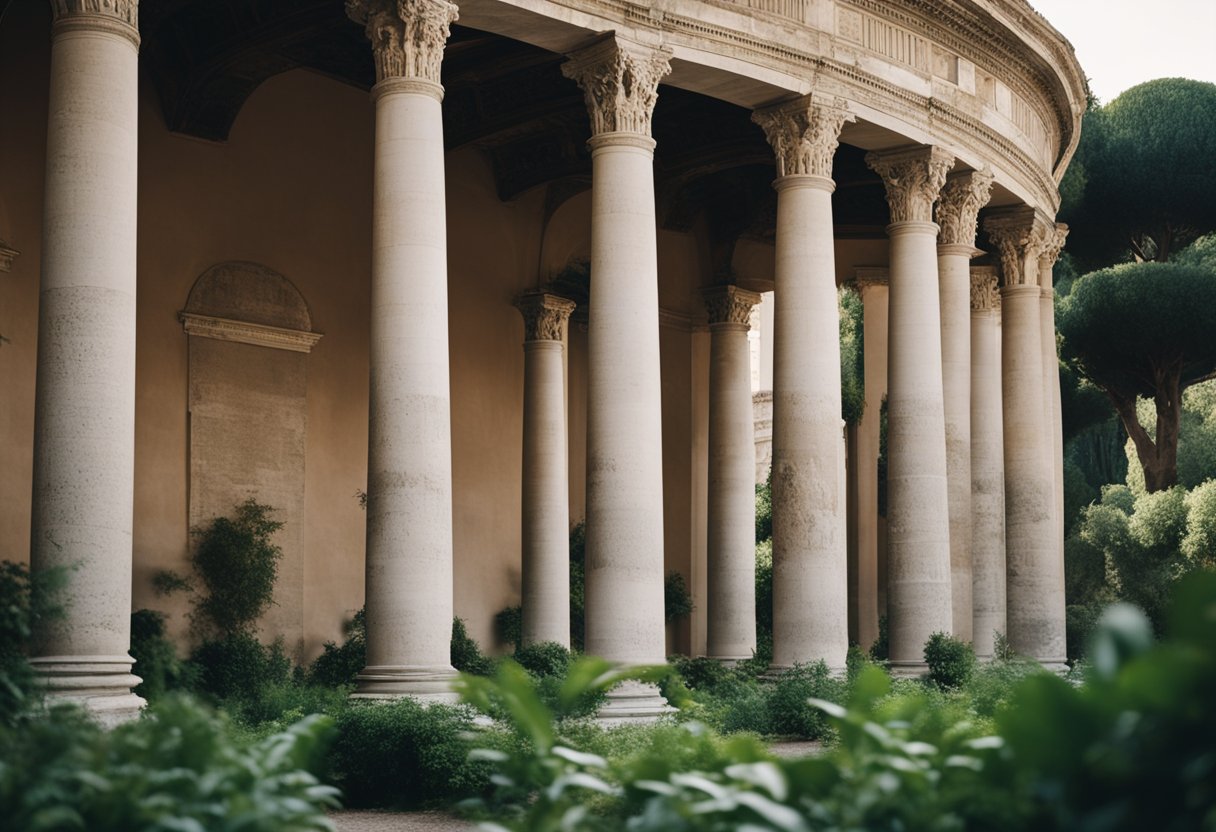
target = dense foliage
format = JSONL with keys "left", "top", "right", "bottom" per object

{"left": 0, "top": 561, "right": 65, "bottom": 725}
{"left": 923, "top": 631, "right": 976, "bottom": 689}
{"left": 839, "top": 286, "right": 865, "bottom": 425}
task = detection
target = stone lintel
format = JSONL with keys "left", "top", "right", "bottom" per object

{"left": 180, "top": 312, "right": 323, "bottom": 353}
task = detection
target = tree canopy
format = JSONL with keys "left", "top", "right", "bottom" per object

{"left": 1060, "top": 78, "right": 1216, "bottom": 270}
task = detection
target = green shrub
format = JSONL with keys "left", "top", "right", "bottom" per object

{"left": 962, "top": 658, "right": 1045, "bottom": 718}
{"left": 569, "top": 523, "right": 586, "bottom": 651}
{"left": 190, "top": 499, "right": 284, "bottom": 638}
{"left": 514, "top": 641, "right": 571, "bottom": 678}
{"left": 129, "top": 609, "right": 194, "bottom": 702}
{"left": 0, "top": 696, "right": 339, "bottom": 831}
{"left": 494, "top": 605, "right": 523, "bottom": 652}
{"left": 923, "top": 631, "right": 976, "bottom": 689}
{"left": 451, "top": 617, "right": 495, "bottom": 676}
{"left": 328, "top": 698, "right": 493, "bottom": 809}
{"left": 755, "top": 473, "right": 772, "bottom": 543}
{"left": 189, "top": 632, "right": 291, "bottom": 701}
{"left": 663, "top": 572, "right": 694, "bottom": 624}
{"left": 669, "top": 656, "right": 733, "bottom": 692}
{"left": 869, "top": 613, "right": 890, "bottom": 661}
{"left": 1181, "top": 479, "right": 1216, "bottom": 564}
{"left": 765, "top": 661, "right": 844, "bottom": 739}
{"left": 308, "top": 607, "right": 366, "bottom": 688}
{"left": 0, "top": 561, "right": 65, "bottom": 724}
{"left": 754, "top": 538, "right": 773, "bottom": 662}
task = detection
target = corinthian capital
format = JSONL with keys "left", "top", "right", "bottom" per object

{"left": 50, "top": 0, "right": 139, "bottom": 43}
{"left": 347, "top": 0, "right": 458, "bottom": 86}
{"left": 1038, "top": 222, "right": 1069, "bottom": 283}
{"left": 515, "top": 292, "right": 576, "bottom": 342}
{"left": 866, "top": 146, "right": 955, "bottom": 224}
{"left": 936, "top": 169, "right": 994, "bottom": 246}
{"left": 562, "top": 36, "right": 672, "bottom": 137}
{"left": 984, "top": 207, "right": 1054, "bottom": 288}
{"left": 969, "top": 266, "right": 1000, "bottom": 312}
{"left": 751, "top": 95, "right": 854, "bottom": 179}
{"left": 703, "top": 285, "right": 761, "bottom": 327}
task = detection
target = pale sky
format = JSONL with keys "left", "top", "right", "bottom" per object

{"left": 1028, "top": 0, "right": 1216, "bottom": 104}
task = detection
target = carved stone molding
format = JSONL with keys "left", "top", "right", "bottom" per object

{"left": 751, "top": 95, "right": 854, "bottom": 179}
{"left": 703, "top": 285, "right": 761, "bottom": 327}
{"left": 515, "top": 292, "right": 576, "bottom": 342}
{"left": 936, "top": 169, "right": 994, "bottom": 246}
{"left": 180, "top": 313, "right": 324, "bottom": 354}
{"left": 50, "top": 0, "right": 139, "bottom": 44}
{"left": 853, "top": 266, "right": 889, "bottom": 291}
{"left": 866, "top": 146, "right": 955, "bottom": 224}
{"left": 984, "top": 207, "right": 1054, "bottom": 287}
{"left": 0, "top": 240, "right": 18, "bottom": 273}
{"left": 346, "top": 0, "right": 458, "bottom": 86}
{"left": 1038, "top": 222, "right": 1069, "bottom": 285}
{"left": 562, "top": 35, "right": 672, "bottom": 137}
{"left": 969, "top": 266, "right": 1000, "bottom": 312}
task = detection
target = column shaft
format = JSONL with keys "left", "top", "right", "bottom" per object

{"left": 30, "top": 4, "right": 143, "bottom": 720}
{"left": 857, "top": 276, "right": 889, "bottom": 641}
{"left": 970, "top": 270, "right": 1005, "bottom": 658}
{"left": 705, "top": 289, "right": 760, "bottom": 662}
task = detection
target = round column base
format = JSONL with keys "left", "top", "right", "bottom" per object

{"left": 887, "top": 661, "right": 929, "bottom": 679}
{"left": 762, "top": 662, "right": 847, "bottom": 681}
{"left": 353, "top": 664, "right": 460, "bottom": 702}
{"left": 596, "top": 680, "right": 676, "bottom": 726}
{"left": 705, "top": 654, "right": 754, "bottom": 667}
{"left": 30, "top": 655, "right": 146, "bottom": 726}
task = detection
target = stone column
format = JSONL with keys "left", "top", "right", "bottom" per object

{"left": 969, "top": 266, "right": 1006, "bottom": 658}
{"left": 752, "top": 95, "right": 854, "bottom": 673}
{"left": 852, "top": 268, "right": 888, "bottom": 652}
{"left": 348, "top": 0, "right": 460, "bottom": 699}
{"left": 29, "top": 0, "right": 143, "bottom": 721}
{"left": 703, "top": 285, "right": 762, "bottom": 663}
{"left": 562, "top": 37, "right": 673, "bottom": 720}
{"left": 866, "top": 146, "right": 955, "bottom": 674}
{"left": 1039, "top": 225, "right": 1069, "bottom": 576}
{"left": 935, "top": 170, "right": 993, "bottom": 642}
{"left": 985, "top": 209, "right": 1067, "bottom": 670}
{"left": 516, "top": 293, "right": 577, "bottom": 648}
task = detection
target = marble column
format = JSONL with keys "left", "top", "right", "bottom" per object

{"left": 562, "top": 36, "right": 673, "bottom": 720}
{"left": 516, "top": 293, "right": 577, "bottom": 648}
{"left": 866, "top": 146, "right": 955, "bottom": 674}
{"left": 1039, "top": 225, "right": 1069, "bottom": 578}
{"left": 703, "top": 285, "right": 762, "bottom": 663}
{"left": 985, "top": 209, "right": 1067, "bottom": 670}
{"left": 29, "top": 0, "right": 143, "bottom": 722}
{"left": 851, "top": 268, "right": 888, "bottom": 652}
{"left": 934, "top": 170, "right": 993, "bottom": 642}
{"left": 348, "top": 0, "right": 460, "bottom": 699}
{"left": 752, "top": 95, "right": 854, "bottom": 673}
{"left": 969, "top": 266, "right": 1006, "bottom": 658}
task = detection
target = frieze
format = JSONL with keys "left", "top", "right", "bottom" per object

{"left": 346, "top": 0, "right": 458, "bottom": 86}
{"left": 562, "top": 36, "right": 672, "bottom": 137}
{"left": 515, "top": 292, "right": 576, "bottom": 342}
{"left": 936, "top": 169, "right": 994, "bottom": 246}
{"left": 752, "top": 95, "right": 853, "bottom": 179}
{"left": 866, "top": 146, "right": 955, "bottom": 224}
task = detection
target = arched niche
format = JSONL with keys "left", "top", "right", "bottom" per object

{"left": 180, "top": 261, "right": 322, "bottom": 651}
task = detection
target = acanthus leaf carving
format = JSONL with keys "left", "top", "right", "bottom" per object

{"left": 562, "top": 36, "right": 672, "bottom": 137}
{"left": 50, "top": 0, "right": 138, "bottom": 26}
{"left": 866, "top": 145, "right": 955, "bottom": 224}
{"left": 1038, "top": 222, "right": 1069, "bottom": 281}
{"left": 703, "top": 285, "right": 761, "bottom": 326}
{"left": 515, "top": 292, "right": 576, "bottom": 342}
{"left": 346, "top": 0, "right": 458, "bottom": 86}
{"left": 936, "top": 169, "right": 994, "bottom": 246}
{"left": 969, "top": 266, "right": 1000, "bottom": 312}
{"left": 751, "top": 95, "right": 854, "bottom": 179}
{"left": 984, "top": 208, "right": 1054, "bottom": 287}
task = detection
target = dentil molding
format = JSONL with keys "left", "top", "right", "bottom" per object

{"left": 346, "top": 0, "right": 458, "bottom": 86}
{"left": 515, "top": 292, "right": 576, "bottom": 342}
{"left": 866, "top": 146, "right": 955, "bottom": 224}
{"left": 751, "top": 94, "right": 854, "bottom": 179}
{"left": 936, "top": 169, "right": 994, "bottom": 246}
{"left": 562, "top": 35, "right": 672, "bottom": 137}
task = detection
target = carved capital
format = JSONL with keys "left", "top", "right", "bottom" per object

{"left": 853, "top": 266, "right": 889, "bottom": 291}
{"left": 562, "top": 36, "right": 672, "bottom": 137}
{"left": 865, "top": 146, "right": 955, "bottom": 224}
{"left": 0, "top": 239, "right": 18, "bottom": 273}
{"left": 703, "top": 285, "right": 761, "bottom": 327}
{"left": 969, "top": 266, "right": 1000, "bottom": 312}
{"left": 515, "top": 292, "right": 576, "bottom": 342}
{"left": 936, "top": 169, "right": 994, "bottom": 246}
{"left": 984, "top": 208, "right": 1054, "bottom": 287}
{"left": 751, "top": 95, "right": 854, "bottom": 179}
{"left": 346, "top": 0, "right": 458, "bottom": 86}
{"left": 50, "top": 0, "right": 139, "bottom": 44}
{"left": 1038, "top": 222, "right": 1069, "bottom": 285}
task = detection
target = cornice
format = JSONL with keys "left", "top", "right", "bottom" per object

{"left": 180, "top": 312, "right": 323, "bottom": 353}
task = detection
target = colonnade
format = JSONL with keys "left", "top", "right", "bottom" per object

{"left": 26, "top": 0, "right": 1070, "bottom": 720}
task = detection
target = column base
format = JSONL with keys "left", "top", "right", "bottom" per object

{"left": 30, "top": 655, "right": 146, "bottom": 726}
{"left": 1037, "top": 658, "right": 1070, "bottom": 676}
{"left": 596, "top": 679, "right": 676, "bottom": 726}
{"left": 886, "top": 660, "right": 929, "bottom": 679}
{"left": 352, "top": 664, "right": 460, "bottom": 703}
{"left": 762, "top": 662, "right": 847, "bottom": 681}
{"left": 705, "top": 654, "right": 753, "bottom": 667}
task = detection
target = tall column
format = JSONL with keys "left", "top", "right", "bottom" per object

{"left": 703, "top": 285, "right": 762, "bottom": 662}
{"left": 969, "top": 266, "right": 1006, "bottom": 658}
{"left": 866, "top": 146, "right": 955, "bottom": 674}
{"left": 562, "top": 36, "right": 673, "bottom": 720}
{"left": 1039, "top": 225, "right": 1069, "bottom": 577}
{"left": 752, "top": 95, "right": 854, "bottom": 673}
{"left": 851, "top": 268, "right": 888, "bottom": 651}
{"left": 516, "top": 293, "right": 577, "bottom": 648}
{"left": 29, "top": 0, "right": 143, "bottom": 721}
{"left": 348, "top": 0, "right": 460, "bottom": 699}
{"left": 935, "top": 170, "right": 994, "bottom": 642}
{"left": 985, "top": 209, "right": 1067, "bottom": 670}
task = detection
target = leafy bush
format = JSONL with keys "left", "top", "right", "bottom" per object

{"left": 669, "top": 656, "right": 733, "bottom": 692}
{"left": 328, "top": 698, "right": 494, "bottom": 809}
{"left": 514, "top": 641, "right": 571, "bottom": 678}
{"left": 0, "top": 696, "right": 339, "bottom": 831}
{"left": 923, "top": 631, "right": 976, "bottom": 689}
{"left": 753, "top": 538, "right": 774, "bottom": 665}
{"left": 130, "top": 609, "right": 195, "bottom": 702}
{"left": 0, "top": 561, "right": 65, "bottom": 724}
{"left": 663, "top": 572, "right": 694, "bottom": 624}
{"left": 494, "top": 605, "right": 523, "bottom": 652}
{"left": 308, "top": 607, "right": 366, "bottom": 688}
{"left": 190, "top": 499, "right": 284, "bottom": 638}
{"left": 451, "top": 617, "right": 495, "bottom": 676}
{"left": 189, "top": 632, "right": 292, "bottom": 701}
{"left": 755, "top": 471, "right": 773, "bottom": 543}
{"left": 869, "top": 613, "right": 890, "bottom": 661}
{"left": 569, "top": 522, "right": 586, "bottom": 651}
{"left": 764, "top": 661, "right": 844, "bottom": 739}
